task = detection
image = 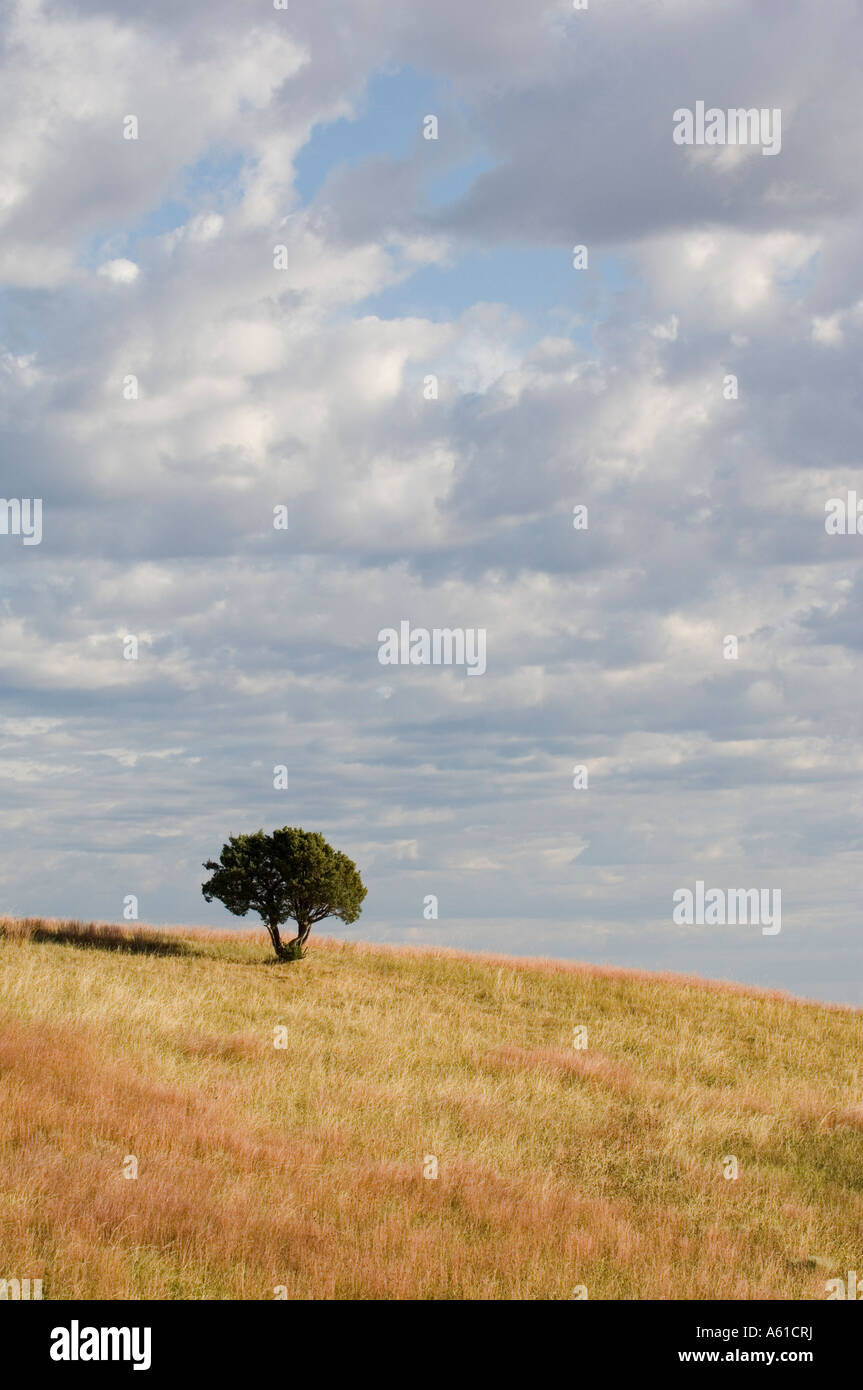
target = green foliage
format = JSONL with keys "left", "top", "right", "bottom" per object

{"left": 201, "top": 827, "right": 366, "bottom": 961}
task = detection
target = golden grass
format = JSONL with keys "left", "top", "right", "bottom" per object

{"left": 0, "top": 915, "right": 861, "bottom": 1300}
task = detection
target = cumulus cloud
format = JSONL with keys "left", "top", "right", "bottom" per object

{"left": 97, "top": 258, "right": 139, "bottom": 283}
{"left": 0, "top": 0, "right": 861, "bottom": 1002}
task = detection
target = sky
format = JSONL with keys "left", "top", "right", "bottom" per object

{"left": 1, "top": 0, "right": 862, "bottom": 1004}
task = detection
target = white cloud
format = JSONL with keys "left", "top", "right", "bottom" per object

{"left": 97, "top": 257, "right": 139, "bottom": 283}
{"left": 0, "top": 0, "right": 861, "bottom": 1001}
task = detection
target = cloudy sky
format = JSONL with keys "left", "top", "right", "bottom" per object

{"left": 1, "top": 0, "right": 861, "bottom": 1003}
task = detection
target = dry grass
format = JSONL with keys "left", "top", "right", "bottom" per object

{"left": 0, "top": 915, "right": 861, "bottom": 1300}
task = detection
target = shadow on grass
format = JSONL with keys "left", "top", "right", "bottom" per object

{"left": 0, "top": 917, "right": 193, "bottom": 958}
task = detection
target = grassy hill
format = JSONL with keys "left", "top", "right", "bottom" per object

{"left": 1, "top": 915, "right": 861, "bottom": 1300}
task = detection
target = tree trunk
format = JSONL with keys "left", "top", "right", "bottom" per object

{"left": 266, "top": 921, "right": 286, "bottom": 960}
{"left": 285, "top": 919, "right": 311, "bottom": 953}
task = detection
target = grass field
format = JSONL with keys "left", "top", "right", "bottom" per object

{"left": 0, "top": 915, "right": 861, "bottom": 1300}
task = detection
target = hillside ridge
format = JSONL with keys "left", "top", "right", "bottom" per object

{"left": 1, "top": 915, "right": 861, "bottom": 1299}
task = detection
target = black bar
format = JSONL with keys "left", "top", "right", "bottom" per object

{"left": 6, "top": 1298, "right": 856, "bottom": 1376}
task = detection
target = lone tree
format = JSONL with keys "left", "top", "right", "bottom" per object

{"left": 201, "top": 826, "right": 366, "bottom": 961}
